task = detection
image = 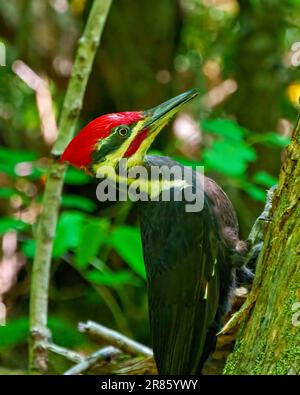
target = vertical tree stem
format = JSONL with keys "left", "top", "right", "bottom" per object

{"left": 224, "top": 115, "right": 300, "bottom": 374}
{"left": 29, "top": 0, "right": 112, "bottom": 373}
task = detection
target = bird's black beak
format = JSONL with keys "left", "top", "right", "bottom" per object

{"left": 142, "top": 88, "right": 199, "bottom": 132}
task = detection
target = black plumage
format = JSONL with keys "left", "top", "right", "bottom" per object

{"left": 60, "top": 88, "right": 251, "bottom": 375}
{"left": 139, "top": 155, "right": 247, "bottom": 374}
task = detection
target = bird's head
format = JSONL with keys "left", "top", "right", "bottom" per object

{"left": 61, "top": 89, "right": 198, "bottom": 176}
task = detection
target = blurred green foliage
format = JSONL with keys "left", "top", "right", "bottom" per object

{"left": 0, "top": 0, "right": 299, "bottom": 373}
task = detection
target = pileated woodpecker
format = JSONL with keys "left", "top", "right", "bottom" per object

{"left": 61, "top": 89, "right": 248, "bottom": 374}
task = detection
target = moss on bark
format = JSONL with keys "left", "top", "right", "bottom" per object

{"left": 224, "top": 117, "right": 300, "bottom": 375}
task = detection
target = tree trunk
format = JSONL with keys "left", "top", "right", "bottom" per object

{"left": 224, "top": 116, "right": 300, "bottom": 374}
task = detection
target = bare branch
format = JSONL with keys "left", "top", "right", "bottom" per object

{"left": 64, "top": 346, "right": 121, "bottom": 375}
{"left": 78, "top": 321, "right": 153, "bottom": 357}
{"left": 46, "top": 343, "right": 84, "bottom": 364}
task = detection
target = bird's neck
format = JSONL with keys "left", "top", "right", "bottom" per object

{"left": 103, "top": 156, "right": 189, "bottom": 199}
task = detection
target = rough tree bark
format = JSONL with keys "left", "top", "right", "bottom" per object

{"left": 224, "top": 116, "right": 300, "bottom": 374}
{"left": 28, "top": 0, "right": 112, "bottom": 374}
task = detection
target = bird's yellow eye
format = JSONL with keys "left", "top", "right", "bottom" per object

{"left": 116, "top": 126, "right": 130, "bottom": 137}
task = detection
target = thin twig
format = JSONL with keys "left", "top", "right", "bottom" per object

{"left": 28, "top": 0, "right": 112, "bottom": 373}
{"left": 113, "top": 357, "right": 156, "bottom": 375}
{"left": 78, "top": 321, "right": 153, "bottom": 357}
{"left": 46, "top": 342, "right": 84, "bottom": 364}
{"left": 64, "top": 346, "right": 121, "bottom": 375}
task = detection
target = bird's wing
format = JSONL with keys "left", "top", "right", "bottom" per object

{"left": 141, "top": 195, "right": 227, "bottom": 374}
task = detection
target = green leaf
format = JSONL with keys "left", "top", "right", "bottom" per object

{"left": 62, "top": 194, "right": 97, "bottom": 213}
{"left": 0, "top": 147, "right": 37, "bottom": 165}
{"left": 242, "top": 182, "right": 266, "bottom": 202}
{"left": 65, "top": 167, "right": 91, "bottom": 185}
{"left": 173, "top": 156, "right": 202, "bottom": 168}
{"left": 0, "top": 317, "right": 28, "bottom": 350}
{"left": 22, "top": 239, "right": 36, "bottom": 258}
{"left": 202, "top": 118, "right": 246, "bottom": 142}
{"left": 0, "top": 146, "right": 42, "bottom": 178}
{"left": 0, "top": 163, "right": 16, "bottom": 177}
{"left": 253, "top": 171, "right": 277, "bottom": 188}
{"left": 0, "top": 187, "right": 18, "bottom": 199}
{"left": 109, "top": 226, "right": 146, "bottom": 279}
{"left": 53, "top": 211, "right": 85, "bottom": 257}
{"left": 263, "top": 133, "right": 290, "bottom": 148}
{"left": 0, "top": 217, "right": 28, "bottom": 235}
{"left": 27, "top": 164, "right": 45, "bottom": 181}
{"left": 75, "top": 218, "right": 110, "bottom": 269}
{"left": 251, "top": 132, "right": 290, "bottom": 148}
{"left": 148, "top": 149, "right": 164, "bottom": 156}
{"left": 86, "top": 269, "right": 137, "bottom": 288}
{"left": 0, "top": 316, "right": 85, "bottom": 350}
{"left": 48, "top": 316, "right": 85, "bottom": 348}
{"left": 203, "top": 141, "right": 256, "bottom": 177}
